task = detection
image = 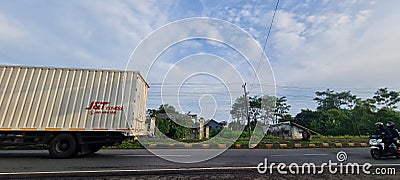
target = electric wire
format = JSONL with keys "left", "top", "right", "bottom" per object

{"left": 249, "top": 0, "right": 280, "bottom": 92}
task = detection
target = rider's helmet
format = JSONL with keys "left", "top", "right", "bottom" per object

{"left": 375, "top": 122, "right": 384, "bottom": 130}
{"left": 387, "top": 121, "right": 395, "bottom": 129}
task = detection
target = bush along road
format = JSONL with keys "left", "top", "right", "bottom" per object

{"left": 0, "top": 136, "right": 370, "bottom": 150}
{"left": 108, "top": 135, "right": 370, "bottom": 149}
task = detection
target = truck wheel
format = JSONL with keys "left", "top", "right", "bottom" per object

{"left": 49, "top": 133, "right": 78, "bottom": 158}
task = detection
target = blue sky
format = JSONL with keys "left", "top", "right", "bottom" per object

{"left": 1, "top": 0, "right": 400, "bottom": 120}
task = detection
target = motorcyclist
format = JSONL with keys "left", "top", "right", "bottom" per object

{"left": 386, "top": 121, "right": 400, "bottom": 147}
{"left": 375, "top": 122, "right": 392, "bottom": 148}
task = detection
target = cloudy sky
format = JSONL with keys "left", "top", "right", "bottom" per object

{"left": 1, "top": 0, "right": 399, "bottom": 120}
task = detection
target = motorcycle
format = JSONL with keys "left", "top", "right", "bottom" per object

{"left": 369, "top": 134, "right": 400, "bottom": 159}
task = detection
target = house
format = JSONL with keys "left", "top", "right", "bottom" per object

{"left": 266, "top": 121, "right": 319, "bottom": 140}
{"left": 151, "top": 113, "right": 228, "bottom": 139}
{"left": 189, "top": 118, "right": 227, "bottom": 139}
{"left": 205, "top": 119, "right": 227, "bottom": 132}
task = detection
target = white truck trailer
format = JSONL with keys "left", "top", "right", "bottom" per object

{"left": 0, "top": 65, "right": 149, "bottom": 158}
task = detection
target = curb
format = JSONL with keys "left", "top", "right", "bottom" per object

{"left": 218, "top": 144, "right": 226, "bottom": 149}
{"left": 202, "top": 144, "right": 210, "bottom": 149}
{"left": 185, "top": 144, "right": 192, "bottom": 149}
{"left": 279, "top": 144, "right": 288, "bottom": 149}
{"left": 335, "top": 143, "right": 343, "bottom": 147}
{"left": 266, "top": 144, "right": 273, "bottom": 149}
{"left": 135, "top": 141, "right": 370, "bottom": 149}
{"left": 235, "top": 144, "right": 242, "bottom": 149}
{"left": 249, "top": 144, "right": 258, "bottom": 148}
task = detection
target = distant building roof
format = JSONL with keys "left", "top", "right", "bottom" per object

{"left": 275, "top": 121, "right": 320, "bottom": 135}
{"left": 205, "top": 119, "right": 227, "bottom": 126}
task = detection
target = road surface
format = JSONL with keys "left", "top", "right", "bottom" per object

{"left": 0, "top": 148, "right": 399, "bottom": 179}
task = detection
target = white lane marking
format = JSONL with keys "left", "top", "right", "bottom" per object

{"left": 0, "top": 167, "right": 256, "bottom": 176}
{"left": 304, "top": 154, "right": 328, "bottom": 156}
{"left": 270, "top": 154, "right": 328, "bottom": 157}
{"left": 116, "top": 154, "right": 191, "bottom": 157}
{"left": 1, "top": 165, "right": 400, "bottom": 176}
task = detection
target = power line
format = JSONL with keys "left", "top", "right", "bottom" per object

{"left": 146, "top": 82, "right": 387, "bottom": 92}
{"left": 249, "top": 0, "right": 280, "bottom": 91}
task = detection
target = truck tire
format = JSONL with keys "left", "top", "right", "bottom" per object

{"left": 49, "top": 133, "right": 78, "bottom": 158}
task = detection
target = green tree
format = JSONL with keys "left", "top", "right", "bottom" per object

{"left": 373, "top": 88, "right": 400, "bottom": 110}
{"left": 157, "top": 104, "right": 179, "bottom": 114}
{"left": 294, "top": 88, "right": 400, "bottom": 136}
{"left": 210, "top": 128, "right": 223, "bottom": 137}
{"left": 151, "top": 104, "right": 194, "bottom": 139}
{"left": 260, "top": 95, "right": 276, "bottom": 124}
{"left": 280, "top": 114, "right": 293, "bottom": 122}
{"left": 230, "top": 95, "right": 276, "bottom": 126}
{"left": 249, "top": 96, "right": 262, "bottom": 127}
{"left": 314, "top": 89, "right": 356, "bottom": 111}
{"left": 230, "top": 96, "right": 248, "bottom": 125}
{"left": 228, "top": 120, "right": 244, "bottom": 131}
{"left": 275, "top": 96, "right": 291, "bottom": 123}
{"left": 310, "top": 109, "right": 350, "bottom": 135}
{"left": 350, "top": 98, "right": 377, "bottom": 135}
{"left": 294, "top": 109, "right": 320, "bottom": 128}
{"left": 376, "top": 108, "right": 400, "bottom": 125}
{"left": 155, "top": 118, "right": 171, "bottom": 136}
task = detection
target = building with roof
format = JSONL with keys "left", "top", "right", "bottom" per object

{"left": 266, "top": 121, "right": 319, "bottom": 140}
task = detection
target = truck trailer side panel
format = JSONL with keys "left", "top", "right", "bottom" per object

{"left": 0, "top": 66, "right": 149, "bottom": 135}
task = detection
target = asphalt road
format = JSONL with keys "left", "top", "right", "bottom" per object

{"left": 1, "top": 148, "right": 400, "bottom": 179}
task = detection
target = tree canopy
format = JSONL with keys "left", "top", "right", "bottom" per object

{"left": 230, "top": 95, "right": 291, "bottom": 130}
{"left": 294, "top": 88, "right": 400, "bottom": 136}
{"left": 229, "top": 87, "right": 400, "bottom": 136}
{"left": 150, "top": 88, "right": 400, "bottom": 139}
{"left": 149, "top": 104, "right": 194, "bottom": 139}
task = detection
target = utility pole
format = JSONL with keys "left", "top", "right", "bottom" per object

{"left": 242, "top": 83, "right": 250, "bottom": 134}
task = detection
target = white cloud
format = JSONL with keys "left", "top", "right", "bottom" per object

{"left": 0, "top": 13, "right": 27, "bottom": 42}
{"left": 1, "top": 0, "right": 399, "bottom": 115}
{"left": 275, "top": 11, "right": 306, "bottom": 34}
{"left": 271, "top": 1, "right": 400, "bottom": 89}
{"left": 76, "top": 0, "right": 172, "bottom": 46}
{"left": 253, "top": 0, "right": 400, "bottom": 113}
{"left": 0, "top": 1, "right": 174, "bottom": 69}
